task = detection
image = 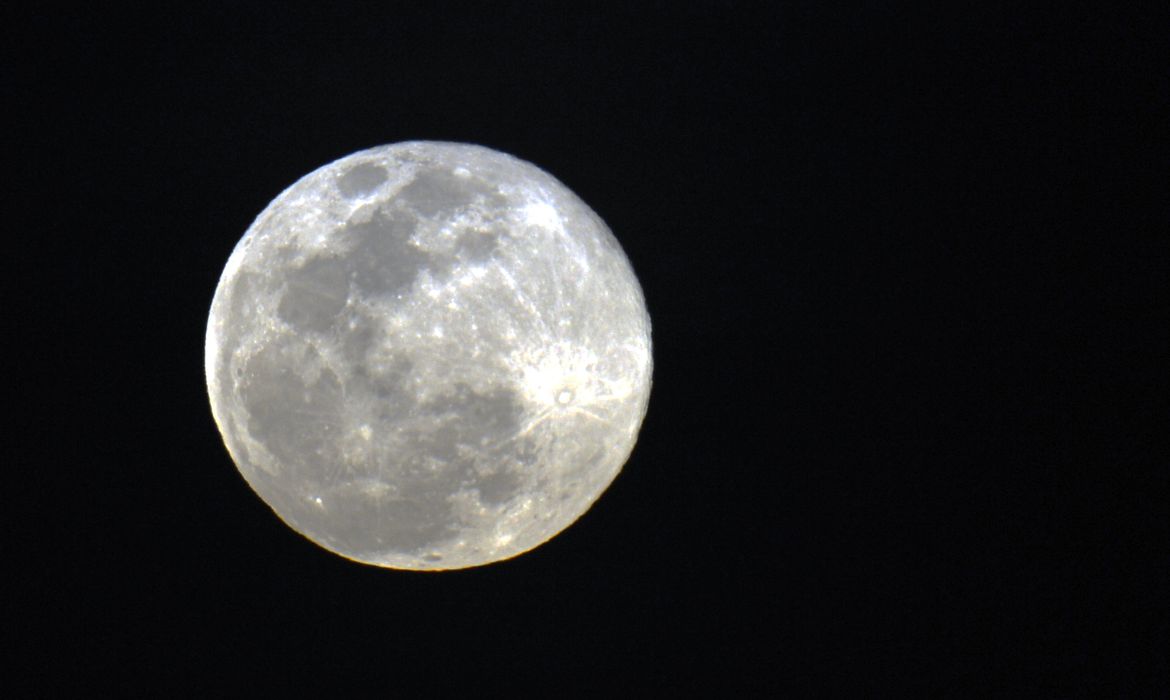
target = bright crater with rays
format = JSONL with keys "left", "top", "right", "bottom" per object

{"left": 205, "top": 142, "right": 652, "bottom": 570}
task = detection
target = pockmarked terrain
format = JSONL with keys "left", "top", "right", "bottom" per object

{"left": 205, "top": 142, "right": 652, "bottom": 570}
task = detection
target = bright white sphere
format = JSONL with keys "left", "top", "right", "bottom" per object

{"left": 205, "top": 142, "right": 652, "bottom": 570}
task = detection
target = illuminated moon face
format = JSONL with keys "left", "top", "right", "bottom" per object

{"left": 205, "top": 142, "right": 652, "bottom": 570}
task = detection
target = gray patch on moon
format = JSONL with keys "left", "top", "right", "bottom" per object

{"left": 337, "top": 163, "right": 389, "bottom": 197}
{"left": 239, "top": 343, "right": 342, "bottom": 471}
{"left": 309, "top": 480, "right": 460, "bottom": 557}
{"left": 345, "top": 209, "right": 431, "bottom": 298}
{"left": 276, "top": 256, "right": 349, "bottom": 333}
{"left": 456, "top": 228, "right": 501, "bottom": 262}
{"left": 475, "top": 470, "right": 523, "bottom": 505}
{"left": 397, "top": 167, "right": 504, "bottom": 218}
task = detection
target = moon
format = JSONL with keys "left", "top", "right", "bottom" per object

{"left": 205, "top": 142, "right": 652, "bottom": 570}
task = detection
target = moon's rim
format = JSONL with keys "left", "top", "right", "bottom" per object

{"left": 205, "top": 140, "right": 653, "bottom": 571}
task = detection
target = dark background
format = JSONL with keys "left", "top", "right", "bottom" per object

{"left": 8, "top": 2, "right": 1167, "bottom": 694}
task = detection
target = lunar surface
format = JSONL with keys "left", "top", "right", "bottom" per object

{"left": 205, "top": 142, "right": 652, "bottom": 570}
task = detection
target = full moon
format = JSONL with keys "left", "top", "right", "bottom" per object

{"left": 205, "top": 142, "right": 652, "bottom": 570}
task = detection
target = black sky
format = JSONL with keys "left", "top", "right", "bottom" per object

{"left": 8, "top": 3, "right": 1167, "bottom": 694}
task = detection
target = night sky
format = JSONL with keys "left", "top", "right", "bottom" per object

{"left": 10, "top": 3, "right": 1166, "bottom": 694}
